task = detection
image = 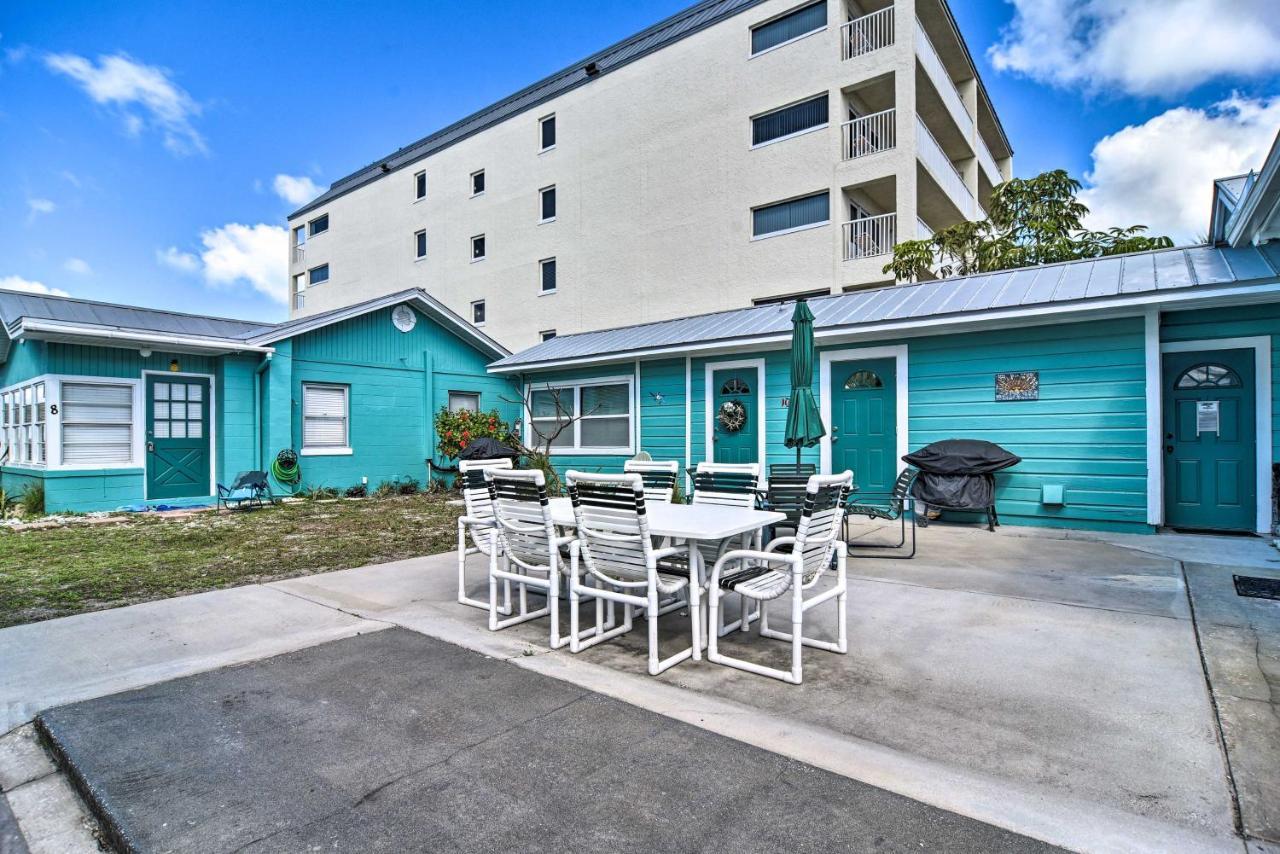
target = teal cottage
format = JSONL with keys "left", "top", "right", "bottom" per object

{"left": 490, "top": 154, "right": 1280, "bottom": 536}
{"left": 0, "top": 289, "right": 517, "bottom": 512}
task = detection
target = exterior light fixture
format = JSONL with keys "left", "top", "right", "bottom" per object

{"left": 169, "top": 359, "right": 180, "bottom": 372}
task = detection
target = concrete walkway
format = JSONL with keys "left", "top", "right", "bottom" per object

{"left": 3, "top": 526, "right": 1277, "bottom": 852}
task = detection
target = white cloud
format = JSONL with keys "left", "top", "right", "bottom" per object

{"left": 156, "top": 246, "right": 200, "bottom": 274}
{"left": 26, "top": 197, "right": 55, "bottom": 221}
{"left": 989, "top": 0, "right": 1280, "bottom": 97}
{"left": 63, "top": 257, "right": 92, "bottom": 275}
{"left": 44, "top": 52, "right": 206, "bottom": 155}
{"left": 0, "top": 275, "right": 69, "bottom": 298}
{"left": 272, "top": 174, "right": 322, "bottom": 206}
{"left": 1079, "top": 96, "right": 1280, "bottom": 243}
{"left": 158, "top": 225, "right": 287, "bottom": 303}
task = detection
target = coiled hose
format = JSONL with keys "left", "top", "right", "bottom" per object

{"left": 271, "top": 449, "right": 302, "bottom": 493}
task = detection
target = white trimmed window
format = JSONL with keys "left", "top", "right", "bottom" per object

{"left": 448, "top": 391, "right": 480, "bottom": 412}
{"left": 302, "top": 383, "right": 350, "bottom": 452}
{"left": 528, "top": 378, "right": 632, "bottom": 453}
{"left": 539, "top": 114, "right": 556, "bottom": 151}
{"left": 1, "top": 380, "right": 47, "bottom": 466}
{"left": 61, "top": 381, "right": 133, "bottom": 465}
{"left": 414, "top": 170, "right": 427, "bottom": 200}
{"left": 415, "top": 229, "right": 427, "bottom": 259}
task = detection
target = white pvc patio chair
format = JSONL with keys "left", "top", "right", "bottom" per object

{"left": 457, "top": 458, "right": 512, "bottom": 614}
{"left": 707, "top": 471, "right": 853, "bottom": 685}
{"left": 623, "top": 459, "right": 679, "bottom": 504}
{"left": 485, "top": 468, "right": 591, "bottom": 648}
{"left": 692, "top": 461, "right": 764, "bottom": 634}
{"left": 565, "top": 471, "right": 699, "bottom": 675}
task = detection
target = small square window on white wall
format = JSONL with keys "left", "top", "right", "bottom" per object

{"left": 471, "top": 234, "right": 486, "bottom": 261}
{"left": 448, "top": 391, "right": 480, "bottom": 412}
{"left": 540, "top": 329, "right": 557, "bottom": 342}
{"left": 302, "top": 383, "right": 350, "bottom": 451}
{"left": 415, "top": 229, "right": 427, "bottom": 259}
{"left": 471, "top": 169, "right": 485, "bottom": 196}
{"left": 471, "top": 300, "right": 486, "bottom": 325}
{"left": 539, "top": 114, "right": 556, "bottom": 151}
{"left": 414, "top": 170, "right": 427, "bottom": 200}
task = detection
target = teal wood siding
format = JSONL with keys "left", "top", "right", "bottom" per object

{"left": 217, "top": 355, "right": 259, "bottom": 483}
{"left": 639, "top": 359, "right": 686, "bottom": 471}
{"left": 282, "top": 305, "right": 517, "bottom": 491}
{"left": 905, "top": 318, "right": 1149, "bottom": 531}
{"left": 1161, "top": 303, "right": 1280, "bottom": 462}
{"left": 0, "top": 339, "right": 48, "bottom": 386}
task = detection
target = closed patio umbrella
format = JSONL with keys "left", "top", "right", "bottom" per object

{"left": 783, "top": 299, "right": 825, "bottom": 468}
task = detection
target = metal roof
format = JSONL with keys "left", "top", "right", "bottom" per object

{"left": 1215, "top": 173, "right": 1252, "bottom": 205}
{"left": 290, "top": 0, "right": 1010, "bottom": 220}
{"left": 491, "top": 243, "right": 1280, "bottom": 371}
{"left": 0, "top": 289, "right": 274, "bottom": 341}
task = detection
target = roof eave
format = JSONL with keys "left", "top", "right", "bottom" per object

{"left": 489, "top": 278, "right": 1280, "bottom": 374}
{"left": 16, "top": 320, "right": 277, "bottom": 355}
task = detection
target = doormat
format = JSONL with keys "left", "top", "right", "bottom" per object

{"left": 1233, "top": 575, "right": 1280, "bottom": 601}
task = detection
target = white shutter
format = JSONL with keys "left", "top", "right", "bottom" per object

{"left": 303, "top": 384, "right": 348, "bottom": 448}
{"left": 61, "top": 382, "right": 134, "bottom": 465}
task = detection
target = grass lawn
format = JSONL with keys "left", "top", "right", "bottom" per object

{"left": 0, "top": 494, "right": 463, "bottom": 628}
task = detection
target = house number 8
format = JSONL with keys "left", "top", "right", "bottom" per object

{"left": 49, "top": 404, "right": 58, "bottom": 415}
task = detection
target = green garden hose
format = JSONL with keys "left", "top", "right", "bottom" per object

{"left": 271, "top": 449, "right": 302, "bottom": 493}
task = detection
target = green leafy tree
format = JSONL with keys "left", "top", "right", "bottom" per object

{"left": 884, "top": 169, "right": 1174, "bottom": 283}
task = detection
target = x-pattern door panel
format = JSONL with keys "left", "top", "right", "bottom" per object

{"left": 146, "top": 376, "right": 211, "bottom": 500}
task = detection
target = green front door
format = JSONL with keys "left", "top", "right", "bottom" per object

{"left": 1162, "top": 349, "right": 1255, "bottom": 532}
{"left": 830, "top": 358, "right": 896, "bottom": 493}
{"left": 146, "top": 375, "right": 211, "bottom": 500}
{"left": 712, "top": 366, "right": 759, "bottom": 464}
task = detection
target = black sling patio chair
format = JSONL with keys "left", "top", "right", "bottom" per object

{"left": 843, "top": 467, "right": 918, "bottom": 558}
{"left": 217, "top": 470, "right": 274, "bottom": 511}
{"left": 768, "top": 462, "right": 817, "bottom": 479}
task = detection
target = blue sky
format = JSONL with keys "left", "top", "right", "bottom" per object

{"left": 2, "top": 0, "right": 1277, "bottom": 322}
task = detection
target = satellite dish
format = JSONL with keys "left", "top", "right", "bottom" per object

{"left": 392, "top": 304, "right": 417, "bottom": 333}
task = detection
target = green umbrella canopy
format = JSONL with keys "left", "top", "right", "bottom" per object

{"left": 784, "top": 299, "right": 826, "bottom": 452}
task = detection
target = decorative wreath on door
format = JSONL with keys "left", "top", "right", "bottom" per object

{"left": 717, "top": 399, "right": 748, "bottom": 433}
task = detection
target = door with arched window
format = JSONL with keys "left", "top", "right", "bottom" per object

{"left": 829, "top": 358, "right": 896, "bottom": 493}
{"left": 1161, "top": 349, "right": 1255, "bottom": 532}
{"left": 711, "top": 368, "right": 759, "bottom": 464}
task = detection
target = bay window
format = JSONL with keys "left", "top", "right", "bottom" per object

{"left": 1, "top": 380, "right": 46, "bottom": 465}
{"left": 528, "top": 378, "right": 633, "bottom": 453}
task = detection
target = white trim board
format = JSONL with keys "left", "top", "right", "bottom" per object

{"left": 818, "top": 345, "right": 909, "bottom": 477}
{"left": 1158, "top": 336, "right": 1272, "bottom": 534}
{"left": 140, "top": 369, "right": 218, "bottom": 502}
{"left": 1143, "top": 310, "right": 1163, "bottom": 526}
{"left": 704, "top": 358, "right": 767, "bottom": 467}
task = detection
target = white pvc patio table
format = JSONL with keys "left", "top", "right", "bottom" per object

{"left": 547, "top": 497, "right": 785, "bottom": 660}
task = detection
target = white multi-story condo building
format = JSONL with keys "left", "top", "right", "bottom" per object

{"left": 286, "top": 0, "right": 1012, "bottom": 349}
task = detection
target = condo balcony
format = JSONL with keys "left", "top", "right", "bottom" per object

{"left": 841, "top": 6, "right": 894, "bottom": 60}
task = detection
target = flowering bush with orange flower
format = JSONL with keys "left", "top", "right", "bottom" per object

{"left": 434, "top": 406, "right": 512, "bottom": 459}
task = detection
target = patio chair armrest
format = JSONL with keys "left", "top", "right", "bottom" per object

{"left": 458, "top": 515, "right": 494, "bottom": 528}
{"left": 709, "top": 548, "right": 798, "bottom": 588}
{"left": 650, "top": 545, "right": 686, "bottom": 563}
{"left": 764, "top": 536, "right": 798, "bottom": 553}
{"left": 552, "top": 534, "right": 576, "bottom": 548}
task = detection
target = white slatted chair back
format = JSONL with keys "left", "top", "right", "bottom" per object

{"left": 623, "top": 459, "right": 679, "bottom": 504}
{"left": 793, "top": 471, "right": 853, "bottom": 584}
{"left": 567, "top": 471, "right": 664, "bottom": 590}
{"left": 692, "top": 461, "right": 761, "bottom": 509}
{"left": 486, "top": 468, "right": 556, "bottom": 573}
{"left": 459, "top": 458, "right": 513, "bottom": 554}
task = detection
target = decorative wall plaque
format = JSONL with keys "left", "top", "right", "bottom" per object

{"left": 995, "top": 371, "right": 1039, "bottom": 401}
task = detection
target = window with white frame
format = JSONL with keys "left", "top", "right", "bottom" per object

{"left": 471, "top": 300, "right": 486, "bottom": 325}
{"left": 528, "top": 379, "right": 631, "bottom": 452}
{"left": 414, "top": 170, "right": 427, "bottom": 200}
{"left": 471, "top": 169, "right": 485, "bottom": 196}
{"left": 540, "top": 257, "right": 557, "bottom": 293}
{"left": 539, "top": 185, "right": 556, "bottom": 222}
{"left": 539, "top": 114, "right": 556, "bottom": 151}
{"left": 293, "top": 274, "right": 306, "bottom": 310}
{"left": 302, "top": 383, "right": 349, "bottom": 451}
{"left": 308, "top": 263, "right": 330, "bottom": 285}
{"left": 540, "top": 329, "right": 557, "bottom": 342}
{"left": 471, "top": 234, "right": 486, "bottom": 262}
{"left": 1, "top": 380, "right": 46, "bottom": 466}
{"left": 308, "top": 214, "right": 329, "bottom": 237}
{"left": 61, "top": 381, "right": 134, "bottom": 465}
{"left": 448, "top": 391, "right": 480, "bottom": 412}
{"left": 415, "top": 229, "right": 427, "bottom": 259}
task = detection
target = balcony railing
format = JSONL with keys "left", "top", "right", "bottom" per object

{"left": 842, "top": 108, "right": 896, "bottom": 160}
{"left": 916, "top": 117, "right": 975, "bottom": 218}
{"left": 916, "top": 217, "right": 932, "bottom": 240}
{"left": 976, "top": 134, "right": 1002, "bottom": 187}
{"left": 843, "top": 212, "right": 897, "bottom": 260}
{"left": 915, "top": 20, "right": 974, "bottom": 141}
{"left": 293, "top": 292, "right": 305, "bottom": 310}
{"left": 291, "top": 244, "right": 305, "bottom": 264}
{"left": 842, "top": 7, "right": 894, "bottom": 60}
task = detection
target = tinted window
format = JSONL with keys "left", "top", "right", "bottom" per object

{"left": 472, "top": 170, "right": 485, "bottom": 195}
{"left": 416, "top": 230, "right": 427, "bottom": 258}
{"left": 415, "top": 171, "right": 426, "bottom": 199}
{"left": 472, "top": 235, "right": 486, "bottom": 260}
{"left": 752, "top": 192, "right": 829, "bottom": 237}
{"left": 540, "top": 115, "right": 556, "bottom": 150}
{"left": 751, "top": 1, "right": 826, "bottom": 54}
{"left": 753, "top": 95, "right": 828, "bottom": 145}
{"left": 541, "top": 258, "right": 557, "bottom": 292}
{"left": 308, "top": 264, "right": 330, "bottom": 285}
{"left": 472, "top": 301, "right": 485, "bottom": 324}
{"left": 541, "top": 186, "right": 556, "bottom": 220}
{"left": 308, "top": 214, "right": 329, "bottom": 236}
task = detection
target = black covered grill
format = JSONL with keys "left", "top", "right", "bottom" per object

{"left": 902, "top": 439, "right": 1021, "bottom": 531}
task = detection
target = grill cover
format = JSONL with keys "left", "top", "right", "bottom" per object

{"left": 903, "top": 440, "right": 1020, "bottom": 511}
{"left": 902, "top": 439, "right": 1021, "bottom": 475}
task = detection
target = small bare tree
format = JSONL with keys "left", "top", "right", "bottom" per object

{"left": 503, "top": 385, "right": 601, "bottom": 494}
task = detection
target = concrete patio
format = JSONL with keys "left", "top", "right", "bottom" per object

{"left": 3, "top": 524, "right": 1278, "bottom": 852}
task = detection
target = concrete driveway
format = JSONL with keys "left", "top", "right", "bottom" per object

{"left": 4, "top": 524, "right": 1277, "bottom": 852}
